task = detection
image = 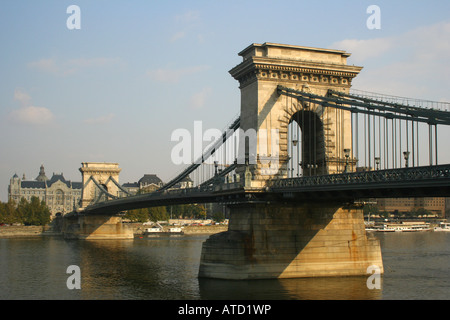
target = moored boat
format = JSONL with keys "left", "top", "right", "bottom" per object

{"left": 366, "top": 221, "right": 432, "bottom": 232}
{"left": 143, "top": 223, "right": 184, "bottom": 236}
{"left": 434, "top": 222, "right": 450, "bottom": 232}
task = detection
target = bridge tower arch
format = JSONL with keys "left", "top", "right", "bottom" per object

{"left": 287, "top": 106, "right": 327, "bottom": 177}
{"left": 229, "top": 43, "right": 362, "bottom": 186}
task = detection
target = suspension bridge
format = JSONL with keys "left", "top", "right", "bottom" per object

{"left": 63, "top": 43, "right": 450, "bottom": 280}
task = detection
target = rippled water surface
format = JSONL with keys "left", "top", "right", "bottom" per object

{"left": 0, "top": 232, "right": 449, "bottom": 300}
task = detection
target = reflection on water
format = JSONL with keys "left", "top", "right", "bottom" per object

{"left": 199, "top": 276, "right": 381, "bottom": 300}
{"left": 0, "top": 232, "right": 449, "bottom": 300}
{"left": 376, "top": 232, "right": 450, "bottom": 300}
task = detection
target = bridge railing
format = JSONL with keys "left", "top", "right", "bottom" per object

{"left": 269, "top": 164, "right": 450, "bottom": 190}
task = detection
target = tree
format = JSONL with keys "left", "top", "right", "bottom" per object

{"left": 168, "top": 204, "right": 190, "bottom": 219}
{"left": 20, "top": 197, "right": 51, "bottom": 226}
{"left": 16, "top": 198, "right": 28, "bottom": 224}
{"left": 363, "top": 204, "right": 379, "bottom": 217}
{"left": 37, "top": 199, "right": 51, "bottom": 225}
{"left": 409, "top": 207, "right": 432, "bottom": 218}
{"left": 148, "top": 206, "right": 169, "bottom": 222}
{"left": 0, "top": 200, "right": 20, "bottom": 224}
{"left": 192, "top": 204, "right": 207, "bottom": 220}
{"left": 125, "top": 208, "right": 149, "bottom": 223}
{"left": 212, "top": 211, "right": 225, "bottom": 223}
{"left": 0, "top": 198, "right": 50, "bottom": 226}
{"left": 0, "top": 202, "right": 6, "bottom": 224}
{"left": 380, "top": 211, "right": 390, "bottom": 219}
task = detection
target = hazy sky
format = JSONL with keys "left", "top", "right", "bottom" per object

{"left": 1, "top": 1, "right": 450, "bottom": 201}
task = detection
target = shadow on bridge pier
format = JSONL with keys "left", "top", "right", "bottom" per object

{"left": 62, "top": 212, "right": 134, "bottom": 240}
{"left": 199, "top": 201, "right": 383, "bottom": 280}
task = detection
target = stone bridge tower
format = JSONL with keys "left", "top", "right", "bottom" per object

{"left": 229, "top": 43, "right": 362, "bottom": 187}
{"left": 199, "top": 43, "right": 383, "bottom": 280}
{"left": 62, "top": 162, "right": 133, "bottom": 240}
{"left": 79, "top": 162, "right": 122, "bottom": 208}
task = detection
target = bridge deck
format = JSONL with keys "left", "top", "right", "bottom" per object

{"left": 73, "top": 164, "right": 450, "bottom": 216}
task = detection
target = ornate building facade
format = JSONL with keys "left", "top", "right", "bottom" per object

{"left": 8, "top": 164, "right": 196, "bottom": 218}
{"left": 8, "top": 165, "right": 82, "bottom": 218}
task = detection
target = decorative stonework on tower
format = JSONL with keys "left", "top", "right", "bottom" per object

{"left": 79, "top": 162, "right": 122, "bottom": 208}
{"left": 229, "top": 43, "right": 362, "bottom": 187}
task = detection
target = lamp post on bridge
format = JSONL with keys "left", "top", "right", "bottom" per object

{"left": 343, "top": 148, "right": 350, "bottom": 173}
{"left": 375, "top": 157, "right": 380, "bottom": 170}
{"left": 403, "top": 151, "right": 410, "bottom": 168}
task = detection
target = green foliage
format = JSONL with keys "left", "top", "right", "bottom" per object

{"left": 0, "top": 200, "right": 19, "bottom": 224}
{"left": 124, "top": 208, "right": 149, "bottom": 223}
{"left": 148, "top": 206, "right": 169, "bottom": 222}
{"left": 363, "top": 204, "right": 379, "bottom": 216}
{"left": 0, "top": 197, "right": 51, "bottom": 225}
{"left": 124, "top": 206, "right": 170, "bottom": 223}
{"left": 406, "top": 207, "right": 432, "bottom": 218}
{"left": 167, "top": 204, "right": 207, "bottom": 220}
{"left": 212, "top": 211, "right": 225, "bottom": 223}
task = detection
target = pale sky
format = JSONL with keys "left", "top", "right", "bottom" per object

{"left": 1, "top": 1, "right": 450, "bottom": 201}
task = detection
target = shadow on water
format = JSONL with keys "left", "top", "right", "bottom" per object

{"left": 199, "top": 276, "right": 382, "bottom": 300}
{"left": 65, "top": 236, "right": 205, "bottom": 299}
{"left": 64, "top": 235, "right": 384, "bottom": 300}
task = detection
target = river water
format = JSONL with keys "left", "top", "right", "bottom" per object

{"left": 0, "top": 232, "right": 449, "bottom": 300}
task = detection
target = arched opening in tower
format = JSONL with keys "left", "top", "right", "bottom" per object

{"left": 287, "top": 109, "right": 326, "bottom": 177}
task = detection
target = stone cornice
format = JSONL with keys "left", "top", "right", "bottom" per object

{"left": 79, "top": 168, "right": 121, "bottom": 172}
{"left": 229, "top": 56, "right": 362, "bottom": 89}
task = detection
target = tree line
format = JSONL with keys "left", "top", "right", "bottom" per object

{"left": 124, "top": 204, "right": 210, "bottom": 223}
{"left": 0, "top": 197, "right": 225, "bottom": 226}
{"left": 363, "top": 204, "right": 434, "bottom": 219}
{"left": 0, "top": 197, "right": 51, "bottom": 226}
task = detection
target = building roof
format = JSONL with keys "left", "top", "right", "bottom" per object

{"left": 19, "top": 172, "right": 82, "bottom": 190}
{"left": 122, "top": 182, "right": 139, "bottom": 188}
{"left": 72, "top": 182, "right": 82, "bottom": 189}
{"left": 21, "top": 181, "right": 46, "bottom": 189}
{"left": 138, "top": 174, "right": 163, "bottom": 186}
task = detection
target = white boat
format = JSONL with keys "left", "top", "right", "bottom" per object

{"left": 143, "top": 223, "right": 184, "bottom": 236}
{"left": 369, "top": 222, "right": 432, "bottom": 232}
{"left": 144, "top": 226, "right": 163, "bottom": 233}
{"left": 434, "top": 222, "right": 450, "bottom": 232}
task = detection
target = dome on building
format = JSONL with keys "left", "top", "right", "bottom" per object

{"left": 138, "top": 174, "right": 163, "bottom": 187}
{"left": 35, "top": 164, "right": 49, "bottom": 182}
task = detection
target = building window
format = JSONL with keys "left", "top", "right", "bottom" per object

{"left": 56, "top": 190, "right": 64, "bottom": 205}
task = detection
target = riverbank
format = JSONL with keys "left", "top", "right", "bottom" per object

{"left": 0, "top": 225, "right": 52, "bottom": 238}
{"left": 0, "top": 224, "right": 228, "bottom": 238}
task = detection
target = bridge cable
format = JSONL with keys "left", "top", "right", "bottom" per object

{"left": 157, "top": 115, "right": 241, "bottom": 192}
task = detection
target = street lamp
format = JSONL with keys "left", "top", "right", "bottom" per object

{"left": 375, "top": 157, "right": 380, "bottom": 170}
{"left": 343, "top": 148, "right": 350, "bottom": 173}
{"left": 214, "top": 161, "right": 218, "bottom": 175}
{"left": 403, "top": 151, "right": 410, "bottom": 168}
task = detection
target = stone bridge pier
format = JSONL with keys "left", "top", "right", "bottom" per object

{"left": 62, "top": 214, "right": 134, "bottom": 240}
{"left": 198, "top": 201, "right": 383, "bottom": 279}
{"left": 199, "top": 43, "right": 383, "bottom": 279}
